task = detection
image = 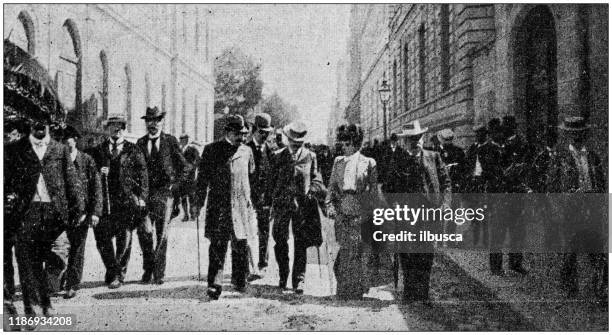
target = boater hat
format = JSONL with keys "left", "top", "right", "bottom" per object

{"left": 103, "top": 114, "right": 128, "bottom": 127}
{"left": 437, "top": 128, "right": 454, "bottom": 142}
{"left": 283, "top": 121, "right": 308, "bottom": 142}
{"left": 558, "top": 116, "right": 590, "bottom": 132}
{"left": 398, "top": 120, "right": 428, "bottom": 137}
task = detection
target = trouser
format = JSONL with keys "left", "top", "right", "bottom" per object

{"left": 256, "top": 206, "right": 271, "bottom": 269}
{"left": 181, "top": 193, "right": 196, "bottom": 220}
{"left": 64, "top": 225, "right": 89, "bottom": 290}
{"left": 46, "top": 232, "right": 69, "bottom": 293}
{"left": 208, "top": 236, "right": 249, "bottom": 292}
{"left": 273, "top": 209, "right": 308, "bottom": 289}
{"left": 399, "top": 252, "right": 434, "bottom": 301}
{"left": 14, "top": 202, "right": 64, "bottom": 309}
{"left": 94, "top": 209, "right": 135, "bottom": 283}
{"left": 4, "top": 231, "right": 16, "bottom": 300}
{"left": 489, "top": 197, "right": 525, "bottom": 272}
{"left": 138, "top": 188, "right": 174, "bottom": 280}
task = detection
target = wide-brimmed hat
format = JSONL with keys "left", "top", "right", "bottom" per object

{"left": 558, "top": 116, "right": 590, "bottom": 132}
{"left": 225, "top": 115, "right": 249, "bottom": 133}
{"left": 180, "top": 133, "right": 189, "bottom": 140}
{"left": 103, "top": 114, "right": 128, "bottom": 127}
{"left": 437, "top": 128, "right": 454, "bottom": 142}
{"left": 398, "top": 120, "right": 428, "bottom": 137}
{"left": 283, "top": 121, "right": 308, "bottom": 142}
{"left": 141, "top": 106, "right": 165, "bottom": 121}
{"left": 63, "top": 125, "right": 81, "bottom": 140}
{"left": 254, "top": 113, "right": 274, "bottom": 132}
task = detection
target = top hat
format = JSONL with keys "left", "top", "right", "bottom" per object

{"left": 558, "top": 116, "right": 590, "bottom": 132}
{"left": 254, "top": 113, "right": 274, "bottom": 132}
{"left": 103, "top": 114, "right": 128, "bottom": 127}
{"left": 398, "top": 120, "right": 428, "bottom": 137}
{"left": 180, "top": 133, "right": 189, "bottom": 140}
{"left": 437, "top": 128, "right": 454, "bottom": 142}
{"left": 63, "top": 125, "right": 81, "bottom": 140}
{"left": 141, "top": 106, "right": 166, "bottom": 121}
{"left": 225, "top": 115, "right": 249, "bottom": 133}
{"left": 283, "top": 121, "right": 308, "bottom": 142}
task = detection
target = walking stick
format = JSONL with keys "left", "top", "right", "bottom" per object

{"left": 316, "top": 246, "right": 323, "bottom": 279}
{"left": 103, "top": 172, "right": 111, "bottom": 215}
{"left": 196, "top": 214, "right": 201, "bottom": 281}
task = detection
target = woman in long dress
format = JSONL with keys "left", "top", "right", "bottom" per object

{"left": 326, "top": 124, "right": 387, "bottom": 299}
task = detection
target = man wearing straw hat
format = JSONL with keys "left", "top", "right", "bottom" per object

{"left": 90, "top": 114, "right": 149, "bottom": 289}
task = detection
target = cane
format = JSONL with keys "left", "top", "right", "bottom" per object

{"left": 103, "top": 170, "right": 111, "bottom": 215}
{"left": 196, "top": 214, "right": 201, "bottom": 281}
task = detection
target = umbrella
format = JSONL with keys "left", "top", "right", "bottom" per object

{"left": 4, "top": 39, "right": 65, "bottom": 125}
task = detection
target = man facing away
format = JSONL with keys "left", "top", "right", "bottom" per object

{"left": 179, "top": 133, "right": 201, "bottom": 222}
{"left": 137, "top": 107, "right": 188, "bottom": 285}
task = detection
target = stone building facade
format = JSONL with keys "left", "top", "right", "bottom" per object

{"left": 345, "top": 3, "right": 608, "bottom": 167}
{"left": 4, "top": 4, "right": 215, "bottom": 144}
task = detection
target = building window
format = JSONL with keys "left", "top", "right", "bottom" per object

{"left": 58, "top": 19, "right": 82, "bottom": 117}
{"left": 403, "top": 42, "right": 410, "bottom": 111}
{"left": 440, "top": 4, "right": 450, "bottom": 92}
{"left": 99, "top": 50, "right": 108, "bottom": 119}
{"left": 17, "top": 11, "right": 35, "bottom": 54}
{"left": 418, "top": 24, "right": 426, "bottom": 103}
{"left": 195, "top": 8, "right": 200, "bottom": 53}
{"left": 124, "top": 64, "right": 132, "bottom": 132}
{"left": 194, "top": 95, "right": 199, "bottom": 141}
{"left": 392, "top": 60, "right": 398, "bottom": 118}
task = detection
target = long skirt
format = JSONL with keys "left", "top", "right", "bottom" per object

{"left": 333, "top": 213, "right": 375, "bottom": 299}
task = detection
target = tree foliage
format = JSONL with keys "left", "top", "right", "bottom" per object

{"left": 260, "top": 92, "right": 299, "bottom": 129}
{"left": 214, "top": 47, "right": 264, "bottom": 117}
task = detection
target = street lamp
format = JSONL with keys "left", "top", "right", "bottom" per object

{"left": 378, "top": 78, "right": 391, "bottom": 140}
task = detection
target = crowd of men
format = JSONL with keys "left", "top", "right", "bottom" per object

{"left": 3, "top": 107, "right": 607, "bottom": 322}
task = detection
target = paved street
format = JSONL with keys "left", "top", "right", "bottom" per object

{"left": 6, "top": 213, "right": 607, "bottom": 331}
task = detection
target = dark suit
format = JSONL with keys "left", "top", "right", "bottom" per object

{"left": 195, "top": 140, "right": 249, "bottom": 293}
{"left": 91, "top": 139, "right": 149, "bottom": 283}
{"left": 136, "top": 132, "right": 188, "bottom": 282}
{"left": 5, "top": 136, "right": 84, "bottom": 310}
{"left": 63, "top": 151, "right": 103, "bottom": 291}
{"left": 380, "top": 145, "right": 409, "bottom": 195}
{"left": 247, "top": 139, "right": 273, "bottom": 269}
{"left": 397, "top": 149, "right": 451, "bottom": 301}
{"left": 181, "top": 144, "right": 200, "bottom": 220}
{"left": 465, "top": 140, "right": 503, "bottom": 247}
{"left": 547, "top": 145, "right": 607, "bottom": 296}
{"left": 270, "top": 146, "right": 322, "bottom": 289}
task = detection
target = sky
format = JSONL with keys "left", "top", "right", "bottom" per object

{"left": 210, "top": 4, "right": 350, "bottom": 143}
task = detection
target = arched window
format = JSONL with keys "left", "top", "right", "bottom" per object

{"left": 418, "top": 24, "right": 426, "bottom": 103}
{"left": 58, "top": 19, "right": 82, "bottom": 118}
{"left": 99, "top": 51, "right": 109, "bottom": 119}
{"left": 403, "top": 42, "right": 410, "bottom": 111}
{"left": 17, "top": 11, "right": 35, "bottom": 54}
{"left": 440, "top": 4, "right": 450, "bottom": 92}
{"left": 124, "top": 64, "right": 132, "bottom": 132}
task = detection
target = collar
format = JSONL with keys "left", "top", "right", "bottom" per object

{"left": 569, "top": 144, "right": 587, "bottom": 153}
{"left": 406, "top": 147, "right": 422, "bottom": 157}
{"left": 110, "top": 137, "right": 125, "bottom": 145}
{"left": 148, "top": 131, "right": 161, "bottom": 140}
{"left": 252, "top": 137, "right": 261, "bottom": 147}
{"left": 29, "top": 134, "right": 50, "bottom": 147}
{"left": 225, "top": 137, "right": 236, "bottom": 147}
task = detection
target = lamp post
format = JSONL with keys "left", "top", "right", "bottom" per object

{"left": 378, "top": 78, "right": 391, "bottom": 140}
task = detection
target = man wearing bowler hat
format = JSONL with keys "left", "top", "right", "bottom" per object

{"left": 90, "top": 114, "right": 148, "bottom": 289}
{"left": 269, "top": 121, "right": 323, "bottom": 294}
{"left": 5, "top": 114, "right": 84, "bottom": 316}
{"left": 194, "top": 115, "right": 255, "bottom": 299}
{"left": 179, "top": 133, "right": 201, "bottom": 222}
{"left": 61, "top": 126, "right": 103, "bottom": 299}
{"left": 246, "top": 113, "right": 274, "bottom": 278}
{"left": 547, "top": 116, "right": 606, "bottom": 299}
{"left": 137, "top": 107, "right": 188, "bottom": 285}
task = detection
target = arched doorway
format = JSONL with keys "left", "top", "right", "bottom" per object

{"left": 513, "top": 5, "right": 557, "bottom": 143}
{"left": 58, "top": 19, "right": 82, "bottom": 124}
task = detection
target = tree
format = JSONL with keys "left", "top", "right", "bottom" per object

{"left": 260, "top": 92, "right": 298, "bottom": 128}
{"left": 214, "top": 47, "right": 264, "bottom": 117}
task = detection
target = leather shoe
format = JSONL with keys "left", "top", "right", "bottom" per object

{"left": 294, "top": 281, "right": 305, "bottom": 295}
{"left": 207, "top": 287, "right": 221, "bottom": 300}
{"left": 141, "top": 271, "right": 153, "bottom": 284}
{"left": 64, "top": 288, "right": 77, "bottom": 299}
{"left": 153, "top": 278, "right": 164, "bottom": 285}
{"left": 108, "top": 278, "right": 121, "bottom": 289}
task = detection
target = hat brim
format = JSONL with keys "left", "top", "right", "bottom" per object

{"left": 103, "top": 120, "right": 127, "bottom": 127}
{"left": 259, "top": 126, "right": 274, "bottom": 132}
{"left": 141, "top": 112, "right": 166, "bottom": 120}
{"left": 283, "top": 130, "right": 306, "bottom": 142}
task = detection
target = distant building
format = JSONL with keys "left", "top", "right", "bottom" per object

{"left": 346, "top": 3, "right": 608, "bottom": 162}
{"left": 4, "top": 4, "right": 215, "bottom": 144}
{"left": 327, "top": 58, "right": 348, "bottom": 145}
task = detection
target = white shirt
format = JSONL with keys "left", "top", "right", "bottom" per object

{"left": 108, "top": 137, "right": 125, "bottom": 155}
{"left": 342, "top": 151, "right": 360, "bottom": 191}
{"left": 70, "top": 149, "right": 78, "bottom": 162}
{"left": 29, "top": 134, "right": 51, "bottom": 202}
{"left": 569, "top": 144, "right": 592, "bottom": 192}
{"left": 147, "top": 131, "right": 161, "bottom": 154}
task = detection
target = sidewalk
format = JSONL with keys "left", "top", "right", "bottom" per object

{"left": 440, "top": 248, "right": 608, "bottom": 331}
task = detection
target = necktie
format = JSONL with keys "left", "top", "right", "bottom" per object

{"left": 150, "top": 137, "right": 158, "bottom": 156}
{"left": 111, "top": 141, "right": 118, "bottom": 157}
